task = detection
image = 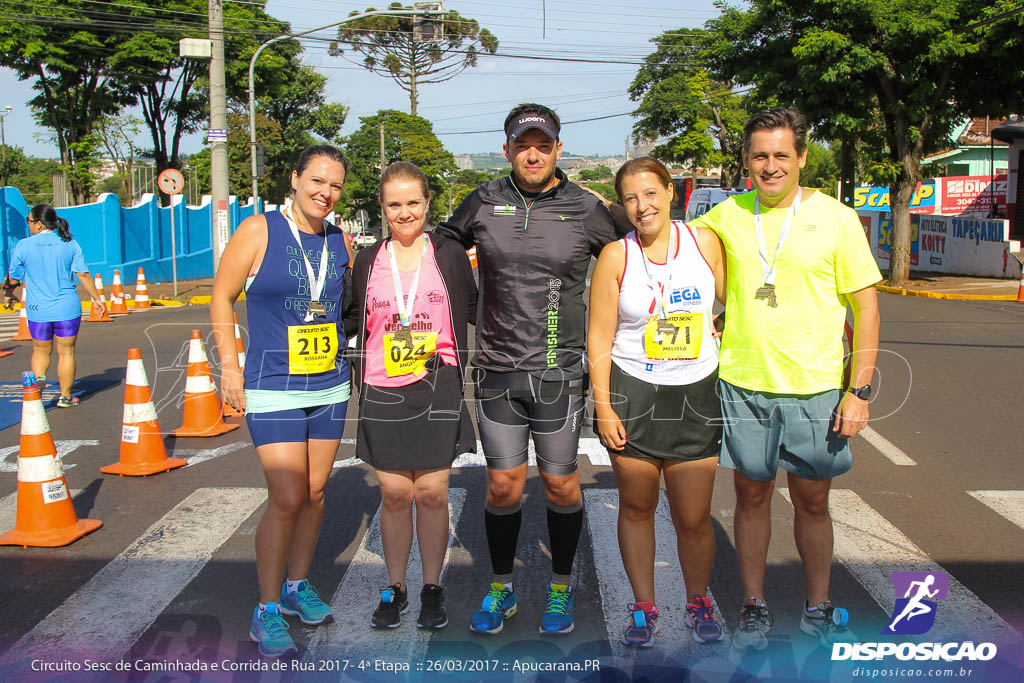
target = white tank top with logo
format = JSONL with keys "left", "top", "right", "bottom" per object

{"left": 611, "top": 221, "right": 718, "bottom": 385}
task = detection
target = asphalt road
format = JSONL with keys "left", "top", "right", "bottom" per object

{"left": 0, "top": 296, "right": 1021, "bottom": 683}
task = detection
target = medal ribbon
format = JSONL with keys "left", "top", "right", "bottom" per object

{"left": 637, "top": 223, "right": 677, "bottom": 320}
{"left": 283, "top": 207, "right": 329, "bottom": 323}
{"left": 754, "top": 188, "right": 801, "bottom": 287}
{"left": 388, "top": 234, "right": 430, "bottom": 327}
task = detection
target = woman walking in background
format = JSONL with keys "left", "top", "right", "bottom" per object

{"left": 7, "top": 204, "right": 105, "bottom": 407}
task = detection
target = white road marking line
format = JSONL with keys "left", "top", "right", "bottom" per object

{"left": 0, "top": 489, "right": 82, "bottom": 532}
{"left": 0, "top": 439, "right": 99, "bottom": 473}
{"left": 172, "top": 440, "right": 249, "bottom": 467}
{"left": 306, "top": 488, "right": 466, "bottom": 664}
{"left": 584, "top": 489, "right": 729, "bottom": 661}
{"left": 777, "top": 488, "right": 1020, "bottom": 644}
{"left": 0, "top": 487, "right": 267, "bottom": 669}
{"left": 967, "top": 490, "right": 1024, "bottom": 531}
{"left": 859, "top": 426, "right": 917, "bottom": 466}
{"left": 334, "top": 438, "right": 611, "bottom": 469}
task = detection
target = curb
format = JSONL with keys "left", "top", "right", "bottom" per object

{"left": 875, "top": 284, "right": 1018, "bottom": 301}
{"left": 186, "top": 293, "right": 245, "bottom": 305}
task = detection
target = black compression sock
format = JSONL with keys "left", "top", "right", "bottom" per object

{"left": 484, "top": 502, "right": 522, "bottom": 578}
{"left": 547, "top": 501, "right": 584, "bottom": 578}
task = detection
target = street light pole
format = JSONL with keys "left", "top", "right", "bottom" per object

{"left": 1, "top": 106, "right": 12, "bottom": 188}
{"left": 247, "top": 6, "right": 444, "bottom": 212}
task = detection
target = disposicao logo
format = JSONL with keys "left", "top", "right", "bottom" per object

{"left": 831, "top": 571, "right": 998, "bottom": 663}
{"left": 884, "top": 571, "right": 947, "bottom": 635}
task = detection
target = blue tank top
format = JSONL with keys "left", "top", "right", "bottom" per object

{"left": 244, "top": 210, "right": 350, "bottom": 391}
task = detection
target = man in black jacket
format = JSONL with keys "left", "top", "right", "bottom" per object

{"left": 436, "top": 103, "right": 626, "bottom": 635}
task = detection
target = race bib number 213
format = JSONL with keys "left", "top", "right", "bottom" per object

{"left": 287, "top": 323, "right": 338, "bottom": 374}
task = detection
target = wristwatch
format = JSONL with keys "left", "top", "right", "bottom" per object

{"left": 848, "top": 384, "right": 872, "bottom": 400}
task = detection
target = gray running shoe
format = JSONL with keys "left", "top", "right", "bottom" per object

{"left": 732, "top": 598, "right": 773, "bottom": 651}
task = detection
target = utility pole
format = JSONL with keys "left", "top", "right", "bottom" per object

{"left": 209, "top": 0, "right": 230, "bottom": 273}
{"left": 379, "top": 121, "right": 388, "bottom": 239}
{"left": 1, "top": 106, "right": 12, "bottom": 188}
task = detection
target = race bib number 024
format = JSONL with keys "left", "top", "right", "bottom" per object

{"left": 643, "top": 312, "right": 702, "bottom": 360}
{"left": 384, "top": 331, "right": 437, "bottom": 378}
{"left": 287, "top": 323, "right": 338, "bottom": 374}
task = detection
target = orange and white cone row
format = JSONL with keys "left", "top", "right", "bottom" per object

{"left": 12, "top": 291, "right": 32, "bottom": 341}
{"left": 171, "top": 329, "right": 240, "bottom": 437}
{"left": 222, "top": 313, "right": 246, "bottom": 418}
{"left": 88, "top": 274, "right": 113, "bottom": 322}
{"left": 134, "top": 267, "right": 151, "bottom": 309}
{"left": 1016, "top": 266, "right": 1024, "bottom": 303}
{"left": 108, "top": 269, "right": 130, "bottom": 315}
{"left": 0, "top": 382, "right": 102, "bottom": 547}
{"left": 102, "top": 348, "right": 186, "bottom": 476}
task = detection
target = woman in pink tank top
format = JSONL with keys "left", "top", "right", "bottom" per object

{"left": 346, "top": 162, "right": 476, "bottom": 631}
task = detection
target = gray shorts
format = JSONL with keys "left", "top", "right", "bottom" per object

{"left": 718, "top": 380, "right": 852, "bottom": 482}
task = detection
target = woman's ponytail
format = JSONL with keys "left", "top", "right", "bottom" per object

{"left": 56, "top": 217, "right": 72, "bottom": 242}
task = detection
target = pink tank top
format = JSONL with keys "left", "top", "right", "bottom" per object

{"left": 364, "top": 239, "right": 457, "bottom": 387}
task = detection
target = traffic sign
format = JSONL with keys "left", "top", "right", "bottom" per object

{"left": 157, "top": 169, "right": 185, "bottom": 196}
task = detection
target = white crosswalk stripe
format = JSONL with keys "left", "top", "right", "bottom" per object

{"left": 585, "top": 489, "right": 730, "bottom": 660}
{"left": 0, "top": 315, "right": 20, "bottom": 341}
{"left": 967, "top": 490, "right": 1024, "bottom": 531}
{"left": 306, "top": 488, "right": 466, "bottom": 666}
{"left": 777, "top": 487, "right": 1021, "bottom": 644}
{"left": 0, "top": 487, "right": 267, "bottom": 673}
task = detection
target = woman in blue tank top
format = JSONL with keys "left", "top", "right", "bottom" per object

{"left": 210, "top": 145, "right": 354, "bottom": 658}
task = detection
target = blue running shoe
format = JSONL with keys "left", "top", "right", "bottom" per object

{"left": 279, "top": 579, "right": 333, "bottom": 625}
{"left": 250, "top": 603, "right": 297, "bottom": 658}
{"left": 539, "top": 584, "right": 574, "bottom": 634}
{"left": 470, "top": 583, "right": 518, "bottom": 634}
{"left": 686, "top": 595, "right": 723, "bottom": 643}
{"left": 623, "top": 602, "right": 659, "bottom": 647}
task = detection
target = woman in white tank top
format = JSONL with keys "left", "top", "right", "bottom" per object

{"left": 587, "top": 157, "right": 726, "bottom": 647}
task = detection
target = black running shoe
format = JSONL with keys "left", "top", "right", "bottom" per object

{"left": 417, "top": 584, "right": 448, "bottom": 630}
{"left": 371, "top": 584, "right": 409, "bottom": 629}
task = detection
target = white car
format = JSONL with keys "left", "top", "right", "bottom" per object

{"left": 353, "top": 233, "right": 378, "bottom": 249}
{"left": 685, "top": 187, "right": 744, "bottom": 221}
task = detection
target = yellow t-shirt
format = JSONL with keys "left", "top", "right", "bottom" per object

{"left": 690, "top": 190, "right": 881, "bottom": 394}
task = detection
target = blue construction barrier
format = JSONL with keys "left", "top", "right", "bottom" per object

{"left": 0, "top": 187, "right": 261, "bottom": 281}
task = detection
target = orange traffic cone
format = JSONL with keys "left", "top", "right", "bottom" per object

{"left": 0, "top": 373, "right": 102, "bottom": 547}
{"left": 12, "top": 299, "right": 32, "bottom": 341}
{"left": 1016, "top": 266, "right": 1024, "bottom": 303}
{"left": 107, "top": 269, "right": 130, "bottom": 315}
{"left": 222, "top": 313, "right": 246, "bottom": 418}
{"left": 467, "top": 246, "right": 479, "bottom": 269}
{"left": 87, "top": 274, "right": 113, "bottom": 322}
{"left": 134, "top": 267, "right": 151, "bottom": 309}
{"left": 171, "top": 329, "right": 240, "bottom": 437}
{"left": 102, "top": 349, "right": 186, "bottom": 476}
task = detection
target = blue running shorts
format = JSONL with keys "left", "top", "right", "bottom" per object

{"left": 28, "top": 317, "right": 82, "bottom": 341}
{"left": 718, "top": 380, "right": 852, "bottom": 482}
{"left": 245, "top": 401, "right": 348, "bottom": 447}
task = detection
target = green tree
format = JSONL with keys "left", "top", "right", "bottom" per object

{"left": 704, "top": 0, "right": 1024, "bottom": 285}
{"left": 630, "top": 29, "right": 752, "bottom": 187}
{"left": 802, "top": 141, "right": 840, "bottom": 196}
{"left": 332, "top": 3, "right": 498, "bottom": 115}
{"left": 342, "top": 109, "right": 455, "bottom": 225}
{"left": 578, "top": 165, "right": 613, "bottom": 182}
{"left": 191, "top": 112, "right": 287, "bottom": 203}
{"left": 584, "top": 182, "right": 616, "bottom": 203}
{"left": 0, "top": 0, "right": 136, "bottom": 203}
{"left": 7, "top": 151, "right": 62, "bottom": 205}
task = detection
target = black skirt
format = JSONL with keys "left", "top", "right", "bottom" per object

{"left": 356, "top": 364, "right": 476, "bottom": 470}
{"left": 605, "top": 362, "right": 722, "bottom": 461}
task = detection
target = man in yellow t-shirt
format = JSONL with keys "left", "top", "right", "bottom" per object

{"left": 690, "top": 108, "right": 881, "bottom": 651}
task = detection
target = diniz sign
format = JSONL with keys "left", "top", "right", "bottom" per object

{"left": 941, "top": 175, "right": 1008, "bottom": 215}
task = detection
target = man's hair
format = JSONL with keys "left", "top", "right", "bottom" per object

{"left": 504, "top": 103, "right": 561, "bottom": 139}
{"left": 743, "top": 108, "right": 808, "bottom": 155}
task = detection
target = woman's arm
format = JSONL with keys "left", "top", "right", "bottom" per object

{"left": 211, "top": 215, "right": 266, "bottom": 413}
{"left": 587, "top": 241, "right": 627, "bottom": 451}
{"left": 696, "top": 227, "right": 727, "bottom": 305}
{"left": 75, "top": 272, "right": 105, "bottom": 314}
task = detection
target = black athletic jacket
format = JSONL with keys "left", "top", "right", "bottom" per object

{"left": 436, "top": 169, "right": 625, "bottom": 380}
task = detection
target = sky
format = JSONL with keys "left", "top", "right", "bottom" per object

{"left": 0, "top": 0, "right": 722, "bottom": 160}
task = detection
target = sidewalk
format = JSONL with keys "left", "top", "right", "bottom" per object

{"left": 875, "top": 273, "right": 1020, "bottom": 301}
